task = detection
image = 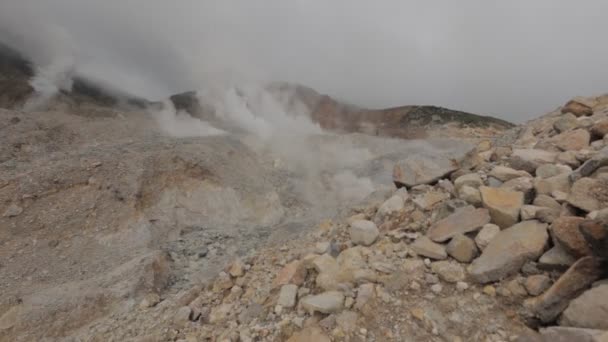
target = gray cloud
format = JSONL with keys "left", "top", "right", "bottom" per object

{"left": 1, "top": 0, "right": 607, "bottom": 122}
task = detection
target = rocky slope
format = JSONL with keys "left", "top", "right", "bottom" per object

{"left": 72, "top": 94, "right": 607, "bottom": 342}
{"left": 2, "top": 43, "right": 607, "bottom": 342}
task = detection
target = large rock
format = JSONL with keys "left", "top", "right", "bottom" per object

{"left": 502, "top": 177, "right": 535, "bottom": 203}
{"left": 489, "top": 166, "right": 532, "bottom": 182}
{"left": 568, "top": 177, "right": 608, "bottom": 212}
{"left": 551, "top": 216, "right": 592, "bottom": 258}
{"left": 393, "top": 155, "right": 459, "bottom": 188}
{"left": 469, "top": 220, "right": 549, "bottom": 283}
{"left": 534, "top": 173, "right": 571, "bottom": 196}
{"left": 551, "top": 129, "right": 591, "bottom": 151}
{"left": 579, "top": 220, "right": 608, "bottom": 260}
{"left": 526, "top": 256, "right": 602, "bottom": 323}
{"left": 533, "top": 194, "right": 562, "bottom": 211}
{"left": 479, "top": 186, "right": 524, "bottom": 228}
{"left": 571, "top": 147, "right": 608, "bottom": 180}
{"left": 410, "top": 236, "right": 447, "bottom": 260}
{"left": 427, "top": 206, "right": 491, "bottom": 242}
{"left": 349, "top": 220, "right": 379, "bottom": 246}
{"left": 590, "top": 119, "right": 608, "bottom": 138}
{"left": 553, "top": 113, "right": 580, "bottom": 133}
{"left": 560, "top": 285, "right": 608, "bottom": 330}
{"left": 300, "top": 291, "right": 345, "bottom": 314}
{"left": 562, "top": 99, "right": 594, "bottom": 117}
{"left": 509, "top": 149, "right": 558, "bottom": 173}
{"left": 540, "top": 327, "right": 608, "bottom": 342}
{"left": 557, "top": 151, "right": 582, "bottom": 168}
{"left": 536, "top": 164, "right": 572, "bottom": 179}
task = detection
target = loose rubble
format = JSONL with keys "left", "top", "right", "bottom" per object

{"left": 95, "top": 94, "right": 608, "bottom": 341}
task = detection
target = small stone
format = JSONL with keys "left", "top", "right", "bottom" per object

{"left": 458, "top": 185, "right": 482, "bottom": 206}
{"left": 483, "top": 285, "right": 496, "bottom": 296}
{"left": 377, "top": 194, "right": 405, "bottom": 215}
{"left": 213, "top": 272, "right": 233, "bottom": 292}
{"left": 454, "top": 173, "right": 484, "bottom": 191}
{"left": 174, "top": 306, "right": 193, "bottom": 326}
{"left": 2, "top": 204, "right": 23, "bottom": 218}
{"left": 286, "top": 326, "right": 331, "bottom": 342}
{"left": 314, "top": 242, "right": 331, "bottom": 254}
{"left": 278, "top": 284, "right": 298, "bottom": 308}
{"left": 411, "top": 307, "right": 425, "bottom": 320}
{"left": 456, "top": 281, "right": 469, "bottom": 291}
{"left": 393, "top": 155, "right": 460, "bottom": 188}
{"left": 446, "top": 234, "right": 478, "bottom": 263}
{"left": 229, "top": 259, "right": 246, "bottom": 277}
{"left": 520, "top": 205, "right": 542, "bottom": 221}
{"left": 140, "top": 293, "right": 161, "bottom": 308}
{"left": 425, "top": 273, "right": 439, "bottom": 284}
{"left": 273, "top": 261, "right": 307, "bottom": 287}
{"left": 552, "top": 190, "right": 568, "bottom": 202}
{"left": 431, "top": 261, "right": 466, "bottom": 283}
{"left": 479, "top": 186, "right": 524, "bottom": 228}
{"left": 526, "top": 256, "right": 602, "bottom": 323}
{"left": 300, "top": 291, "right": 345, "bottom": 314}
{"left": 525, "top": 275, "right": 552, "bottom": 296}
{"left": 489, "top": 166, "right": 532, "bottom": 182}
{"left": 551, "top": 216, "right": 592, "bottom": 258}
{"left": 539, "top": 244, "right": 576, "bottom": 269}
{"left": 410, "top": 281, "right": 421, "bottom": 291}
{"left": 412, "top": 191, "right": 450, "bottom": 210}
{"left": 469, "top": 220, "right": 549, "bottom": 283}
{"left": 209, "top": 303, "right": 233, "bottom": 324}
{"left": 427, "top": 206, "right": 491, "bottom": 242}
{"left": 344, "top": 297, "right": 354, "bottom": 309}
{"left": 506, "top": 278, "right": 529, "bottom": 297}
{"left": 431, "top": 284, "right": 443, "bottom": 294}
{"left": 355, "top": 284, "right": 375, "bottom": 310}
{"left": 410, "top": 236, "right": 447, "bottom": 260}
{"left": 349, "top": 220, "right": 379, "bottom": 246}
{"left": 474, "top": 224, "right": 500, "bottom": 251}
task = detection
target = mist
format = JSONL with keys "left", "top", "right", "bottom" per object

{"left": 1, "top": 1, "right": 608, "bottom": 122}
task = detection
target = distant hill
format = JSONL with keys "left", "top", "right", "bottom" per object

{"left": 0, "top": 43, "right": 513, "bottom": 139}
{"left": 267, "top": 82, "right": 514, "bottom": 139}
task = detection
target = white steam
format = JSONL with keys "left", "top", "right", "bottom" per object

{"left": 152, "top": 101, "right": 225, "bottom": 138}
{"left": 150, "top": 81, "right": 378, "bottom": 205}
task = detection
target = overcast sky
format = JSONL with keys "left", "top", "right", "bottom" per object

{"left": 1, "top": 1, "right": 607, "bottom": 122}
